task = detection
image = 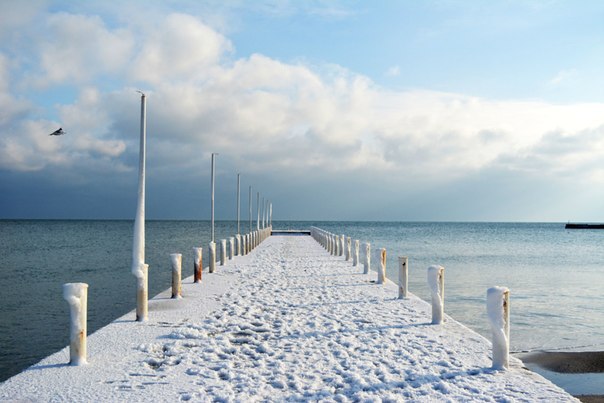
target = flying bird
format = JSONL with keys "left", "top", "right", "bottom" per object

{"left": 49, "top": 128, "right": 65, "bottom": 136}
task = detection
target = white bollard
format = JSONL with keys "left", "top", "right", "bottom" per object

{"left": 209, "top": 241, "right": 216, "bottom": 273}
{"left": 170, "top": 253, "right": 182, "bottom": 299}
{"left": 353, "top": 240, "right": 359, "bottom": 266}
{"left": 340, "top": 235, "right": 345, "bottom": 256}
{"left": 132, "top": 263, "right": 148, "bottom": 322}
{"left": 345, "top": 237, "right": 351, "bottom": 261}
{"left": 398, "top": 256, "right": 408, "bottom": 299}
{"left": 193, "top": 247, "right": 202, "bottom": 283}
{"left": 487, "top": 286, "right": 510, "bottom": 370}
{"left": 377, "top": 248, "right": 386, "bottom": 284}
{"left": 63, "top": 283, "right": 88, "bottom": 366}
{"left": 428, "top": 265, "right": 445, "bottom": 324}
{"left": 220, "top": 239, "right": 227, "bottom": 266}
{"left": 363, "top": 242, "right": 371, "bottom": 274}
{"left": 229, "top": 237, "right": 235, "bottom": 260}
{"left": 236, "top": 234, "right": 241, "bottom": 256}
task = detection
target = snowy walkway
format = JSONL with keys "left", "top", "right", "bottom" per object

{"left": 0, "top": 235, "right": 576, "bottom": 401}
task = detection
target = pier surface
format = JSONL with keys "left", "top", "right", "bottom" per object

{"left": 0, "top": 235, "right": 576, "bottom": 401}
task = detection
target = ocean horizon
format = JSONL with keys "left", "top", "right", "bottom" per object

{"left": 1, "top": 219, "right": 603, "bottom": 393}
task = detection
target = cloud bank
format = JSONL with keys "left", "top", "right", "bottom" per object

{"left": 1, "top": 5, "right": 604, "bottom": 220}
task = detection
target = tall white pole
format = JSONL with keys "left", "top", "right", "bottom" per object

{"left": 236, "top": 173, "right": 241, "bottom": 235}
{"left": 211, "top": 153, "right": 217, "bottom": 243}
{"left": 132, "top": 91, "right": 148, "bottom": 322}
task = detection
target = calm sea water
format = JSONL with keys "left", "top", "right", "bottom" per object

{"left": 1, "top": 220, "right": 603, "bottom": 384}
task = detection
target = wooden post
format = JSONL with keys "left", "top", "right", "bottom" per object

{"left": 353, "top": 240, "right": 359, "bottom": 266}
{"left": 339, "top": 235, "right": 345, "bottom": 256}
{"left": 398, "top": 256, "right": 408, "bottom": 299}
{"left": 63, "top": 283, "right": 88, "bottom": 366}
{"left": 345, "top": 237, "right": 351, "bottom": 261}
{"left": 235, "top": 234, "right": 241, "bottom": 256}
{"left": 377, "top": 248, "right": 386, "bottom": 284}
{"left": 428, "top": 265, "right": 445, "bottom": 324}
{"left": 363, "top": 242, "right": 370, "bottom": 274}
{"left": 487, "top": 287, "right": 510, "bottom": 370}
{"left": 133, "top": 263, "right": 148, "bottom": 321}
{"left": 209, "top": 241, "right": 216, "bottom": 273}
{"left": 193, "top": 247, "right": 202, "bottom": 283}
{"left": 220, "top": 239, "right": 227, "bottom": 266}
{"left": 170, "top": 253, "right": 182, "bottom": 299}
{"left": 229, "top": 237, "right": 235, "bottom": 260}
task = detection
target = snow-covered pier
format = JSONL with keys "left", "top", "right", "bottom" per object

{"left": 0, "top": 233, "right": 576, "bottom": 401}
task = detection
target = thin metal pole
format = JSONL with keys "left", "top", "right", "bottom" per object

{"left": 256, "top": 192, "right": 260, "bottom": 230}
{"left": 249, "top": 185, "right": 252, "bottom": 232}
{"left": 132, "top": 92, "right": 146, "bottom": 270}
{"left": 261, "top": 197, "right": 265, "bottom": 229}
{"left": 211, "top": 153, "right": 217, "bottom": 242}
{"left": 236, "top": 173, "right": 241, "bottom": 234}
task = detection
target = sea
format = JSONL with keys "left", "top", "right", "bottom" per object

{"left": 1, "top": 220, "right": 603, "bottom": 393}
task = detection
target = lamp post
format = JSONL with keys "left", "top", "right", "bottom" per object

{"left": 211, "top": 153, "right": 217, "bottom": 243}
{"left": 236, "top": 173, "right": 241, "bottom": 235}
{"left": 249, "top": 185, "right": 252, "bottom": 233}
{"left": 132, "top": 91, "right": 148, "bottom": 322}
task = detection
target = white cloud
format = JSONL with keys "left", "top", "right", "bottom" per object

{"left": 33, "top": 12, "right": 134, "bottom": 86}
{"left": 3, "top": 7, "right": 604, "bottom": 198}
{"left": 131, "top": 13, "right": 232, "bottom": 84}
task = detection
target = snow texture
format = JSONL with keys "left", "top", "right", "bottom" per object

{"left": 0, "top": 236, "right": 576, "bottom": 402}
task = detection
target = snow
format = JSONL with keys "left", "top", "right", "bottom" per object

{"left": 427, "top": 265, "right": 445, "bottom": 325}
{"left": 487, "top": 286, "right": 511, "bottom": 370}
{"left": 0, "top": 235, "right": 577, "bottom": 401}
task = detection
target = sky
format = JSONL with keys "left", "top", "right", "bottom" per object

{"left": 2, "top": 0, "right": 604, "bottom": 222}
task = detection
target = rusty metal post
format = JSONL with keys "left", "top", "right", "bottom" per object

{"left": 193, "top": 247, "right": 202, "bottom": 283}
{"left": 63, "top": 282, "right": 88, "bottom": 366}
{"left": 377, "top": 248, "right": 387, "bottom": 284}
{"left": 170, "top": 253, "right": 182, "bottom": 299}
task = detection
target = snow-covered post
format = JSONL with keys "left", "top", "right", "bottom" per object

{"left": 229, "top": 237, "right": 235, "bottom": 260}
{"left": 345, "top": 237, "right": 351, "bottom": 261}
{"left": 487, "top": 287, "right": 510, "bottom": 370}
{"left": 363, "top": 242, "right": 371, "bottom": 274}
{"left": 193, "top": 247, "right": 202, "bottom": 283}
{"left": 63, "top": 282, "right": 88, "bottom": 366}
{"left": 428, "top": 265, "right": 445, "bottom": 324}
{"left": 353, "top": 240, "right": 359, "bottom": 266}
{"left": 170, "top": 253, "right": 182, "bottom": 299}
{"left": 377, "top": 248, "right": 387, "bottom": 284}
{"left": 133, "top": 263, "right": 148, "bottom": 321}
{"left": 398, "top": 256, "right": 408, "bottom": 299}
{"left": 220, "top": 239, "right": 227, "bottom": 266}
{"left": 132, "top": 91, "right": 148, "bottom": 323}
{"left": 209, "top": 241, "right": 216, "bottom": 273}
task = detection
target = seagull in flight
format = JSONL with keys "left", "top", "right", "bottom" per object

{"left": 49, "top": 128, "right": 65, "bottom": 136}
